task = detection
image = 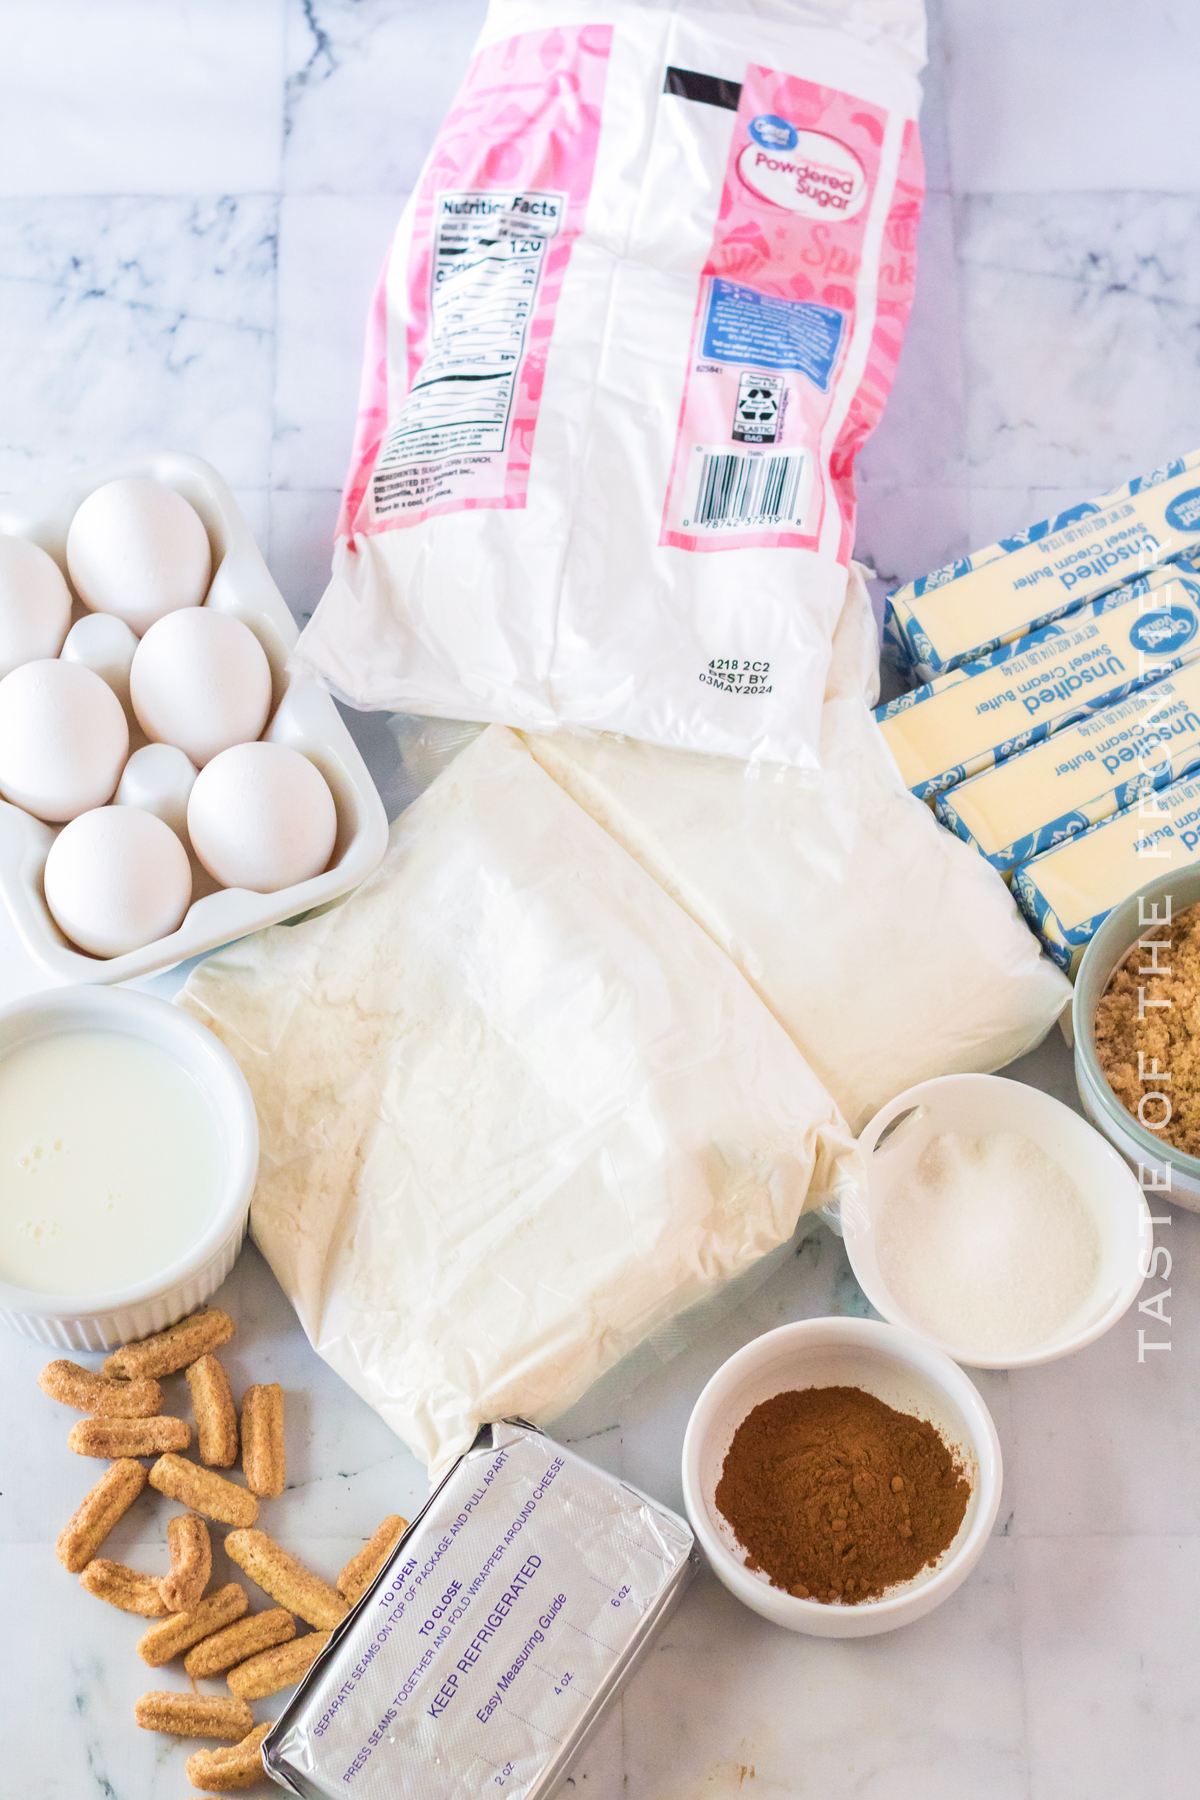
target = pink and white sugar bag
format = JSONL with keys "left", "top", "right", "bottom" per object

{"left": 293, "top": 0, "right": 927, "bottom": 768}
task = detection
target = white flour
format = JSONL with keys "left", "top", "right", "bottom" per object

{"left": 874, "top": 1131, "right": 1101, "bottom": 1356}
{"left": 180, "top": 726, "right": 862, "bottom": 1474}
{"left": 522, "top": 567, "right": 1071, "bottom": 1132}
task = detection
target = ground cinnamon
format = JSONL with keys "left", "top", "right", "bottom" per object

{"left": 714, "top": 1385, "right": 971, "bottom": 1605}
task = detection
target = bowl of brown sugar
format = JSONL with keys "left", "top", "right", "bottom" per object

{"left": 681, "top": 1317, "right": 1002, "bottom": 1637}
{"left": 1075, "top": 864, "right": 1200, "bottom": 1214}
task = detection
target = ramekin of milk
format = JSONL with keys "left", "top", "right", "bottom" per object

{"left": 0, "top": 986, "right": 256, "bottom": 1348}
{"left": 843, "top": 1074, "right": 1149, "bottom": 1369}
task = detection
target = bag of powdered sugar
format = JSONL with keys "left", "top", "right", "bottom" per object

{"left": 291, "top": 0, "right": 926, "bottom": 770}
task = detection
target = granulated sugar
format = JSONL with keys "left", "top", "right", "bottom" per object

{"left": 874, "top": 1131, "right": 1101, "bottom": 1357}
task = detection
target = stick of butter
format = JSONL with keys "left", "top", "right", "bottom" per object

{"left": 885, "top": 451, "right": 1200, "bottom": 681}
{"left": 875, "top": 562, "right": 1200, "bottom": 801}
{"left": 936, "top": 665, "right": 1200, "bottom": 875}
{"left": 1013, "top": 771, "right": 1200, "bottom": 974}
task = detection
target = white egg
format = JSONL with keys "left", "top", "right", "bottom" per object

{"left": 116, "top": 743, "right": 198, "bottom": 842}
{"left": 61, "top": 612, "right": 140, "bottom": 725}
{"left": 0, "top": 660, "right": 129, "bottom": 823}
{"left": 44, "top": 805, "right": 192, "bottom": 958}
{"left": 66, "top": 477, "right": 211, "bottom": 635}
{"left": 130, "top": 608, "right": 273, "bottom": 767}
{"left": 188, "top": 741, "right": 338, "bottom": 893}
{"left": 0, "top": 534, "right": 73, "bottom": 678}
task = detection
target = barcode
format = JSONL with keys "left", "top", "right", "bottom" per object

{"left": 690, "top": 451, "right": 805, "bottom": 529}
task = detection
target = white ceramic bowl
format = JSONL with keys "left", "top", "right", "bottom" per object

{"left": 1073, "top": 865, "right": 1200, "bottom": 1213}
{"left": 0, "top": 985, "right": 257, "bottom": 1348}
{"left": 0, "top": 450, "right": 388, "bottom": 1001}
{"left": 681, "top": 1317, "right": 1001, "bottom": 1638}
{"left": 845, "top": 1073, "right": 1150, "bottom": 1368}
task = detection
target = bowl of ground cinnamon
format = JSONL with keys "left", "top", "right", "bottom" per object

{"left": 681, "top": 1317, "right": 1001, "bottom": 1637}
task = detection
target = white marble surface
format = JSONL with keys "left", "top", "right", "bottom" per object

{"left": 1, "top": 2, "right": 1199, "bottom": 1795}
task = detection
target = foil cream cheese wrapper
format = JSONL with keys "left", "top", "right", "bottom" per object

{"left": 264, "top": 1421, "right": 697, "bottom": 1798}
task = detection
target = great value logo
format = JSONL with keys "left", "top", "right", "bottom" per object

{"left": 739, "top": 122, "right": 867, "bottom": 220}
{"left": 749, "top": 114, "right": 798, "bottom": 151}
{"left": 1128, "top": 605, "right": 1200, "bottom": 656}
{"left": 1164, "top": 487, "right": 1200, "bottom": 533}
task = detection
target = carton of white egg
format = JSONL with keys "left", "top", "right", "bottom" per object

{"left": 0, "top": 452, "right": 388, "bottom": 990}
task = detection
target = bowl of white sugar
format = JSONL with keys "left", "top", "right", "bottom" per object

{"left": 0, "top": 985, "right": 257, "bottom": 1349}
{"left": 843, "top": 1074, "right": 1149, "bottom": 1368}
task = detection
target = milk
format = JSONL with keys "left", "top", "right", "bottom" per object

{"left": 0, "top": 1029, "right": 221, "bottom": 1294}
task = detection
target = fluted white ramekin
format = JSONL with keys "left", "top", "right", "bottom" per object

{"left": 0, "top": 985, "right": 257, "bottom": 1348}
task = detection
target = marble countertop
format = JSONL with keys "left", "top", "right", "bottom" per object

{"left": 2, "top": 2, "right": 1199, "bottom": 1795}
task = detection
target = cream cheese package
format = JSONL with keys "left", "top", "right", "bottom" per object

{"left": 1013, "top": 770, "right": 1200, "bottom": 974}
{"left": 875, "top": 560, "right": 1200, "bottom": 802}
{"left": 290, "top": 0, "right": 927, "bottom": 770}
{"left": 935, "top": 665, "right": 1200, "bottom": 876}
{"left": 884, "top": 450, "right": 1200, "bottom": 681}
{"left": 264, "top": 1421, "right": 696, "bottom": 1800}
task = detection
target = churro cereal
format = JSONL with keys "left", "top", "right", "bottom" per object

{"left": 160, "top": 1512, "right": 211, "bottom": 1613}
{"left": 184, "top": 1607, "right": 294, "bottom": 1678}
{"left": 337, "top": 1514, "right": 406, "bottom": 1604}
{"left": 69, "top": 1415, "right": 189, "bottom": 1459}
{"left": 134, "top": 1691, "right": 253, "bottom": 1740}
{"left": 104, "top": 1308, "right": 234, "bottom": 1380}
{"left": 55, "top": 1458, "right": 147, "bottom": 1572}
{"left": 239, "top": 1382, "right": 284, "bottom": 1497}
{"left": 38, "top": 1359, "right": 163, "bottom": 1417}
{"left": 224, "top": 1529, "right": 347, "bottom": 1630}
{"left": 226, "top": 1629, "right": 331, "bottom": 1701}
{"left": 137, "top": 1582, "right": 248, "bottom": 1668}
{"left": 187, "top": 1354, "right": 239, "bottom": 1468}
{"left": 80, "top": 1558, "right": 169, "bottom": 1616}
{"left": 148, "top": 1453, "right": 258, "bottom": 1527}
{"left": 185, "top": 1721, "right": 273, "bottom": 1791}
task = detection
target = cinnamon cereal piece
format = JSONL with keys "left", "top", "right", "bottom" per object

{"left": 103, "top": 1307, "right": 234, "bottom": 1380}
{"left": 69, "top": 1415, "right": 190, "bottom": 1459}
{"left": 160, "top": 1512, "right": 211, "bottom": 1612}
{"left": 186, "top": 1354, "right": 239, "bottom": 1468}
{"left": 224, "top": 1529, "right": 348, "bottom": 1630}
{"left": 38, "top": 1359, "right": 163, "bottom": 1417}
{"left": 226, "top": 1629, "right": 331, "bottom": 1701}
{"left": 56, "top": 1458, "right": 147, "bottom": 1572}
{"left": 337, "top": 1515, "right": 407, "bottom": 1604}
{"left": 184, "top": 1608, "right": 294, "bottom": 1678}
{"left": 185, "top": 1721, "right": 273, "bottom": 1791}
{"left": 239, "top": 1383, "right": 285, "bottom": 1498}
{"left": 137, "top": 1582, "right": 248, "bottom": 1667}
{"left": 80, "top": 1558, "right": 169, "bottom": 1616}
{"left": 148, "top": 1453, "right": 258, "bottom": 1527}
{"left": 134, "top": 1691, "right": 253, "bottom": 1740}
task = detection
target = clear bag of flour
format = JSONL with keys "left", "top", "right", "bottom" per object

{"left": 179, "top": 727, "right": 862, "bottom": 1474}
{"left": 523, "top": 567, "right": 1073, "bottom": 1131}
{"left": 378, "top": 569, "right": 1072, "bottom": 1137}
{"left": 292, "top": 0, "right": 926, "bottom": 770}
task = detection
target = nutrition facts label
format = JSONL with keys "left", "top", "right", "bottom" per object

{"left": 371, "top": 191, "right": 564, "bottom": 517}
{"left": 270, "top": 1426, "right": 693, "bottom": 1800}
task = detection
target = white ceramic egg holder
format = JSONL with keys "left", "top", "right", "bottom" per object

{"left": 0, "top": 451, "right": 388, "bottom": 998}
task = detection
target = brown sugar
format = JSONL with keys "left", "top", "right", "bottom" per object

{"left": 1094, "top": 899, "right": 1200, "bottom": 1157}
{"left": 714, "top": 1385, "right": 971, "bottom": 1605}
